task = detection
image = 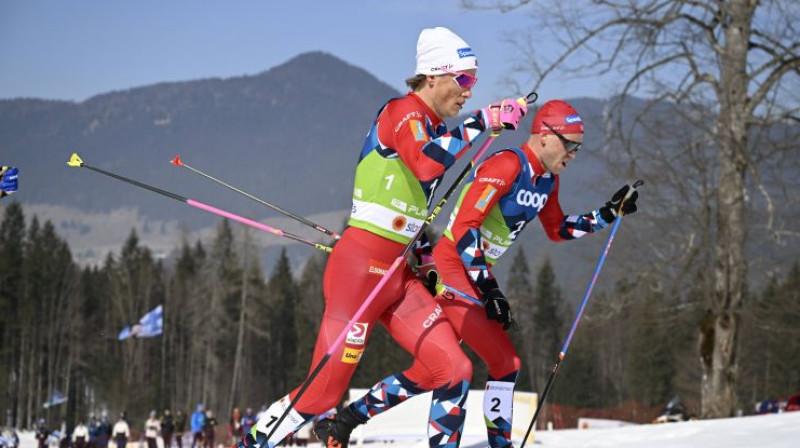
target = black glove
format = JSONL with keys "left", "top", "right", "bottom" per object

{"left": 483, "top": 287, "right": 515, "bottom": 330}
{"left": 599, "top": 184, "right": 639, "bottom": 223}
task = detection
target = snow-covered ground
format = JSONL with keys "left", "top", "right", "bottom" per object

{"left": 13, "top": 392, "right": 800, "bottom": 448}
{"left": 523, "top": 412, "right": 800, "bottom": 448}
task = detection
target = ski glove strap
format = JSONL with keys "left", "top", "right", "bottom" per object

{"left": 599, "top": 184, "right": 638, "bottom": 223}
{"left": 483, "top": 98, "right": 528, "bottom": 132}
{"left": 417, "top": 253, "right": 440, "bottom": 297}
{"left": 483, "top": 287, "right": 515, "bottom": 331}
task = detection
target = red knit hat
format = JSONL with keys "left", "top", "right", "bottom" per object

{"left": 531, "top": 100, "right": 584, "bottom": 135}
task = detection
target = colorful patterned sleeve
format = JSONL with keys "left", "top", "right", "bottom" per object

{"left": 450, "top": 152, "right": 519, "bottom": 292}
{"left": 380, "top": 101, "right": 489, "bottom": 182}
{"left": 538, "top": 177, "right": 612, "bottom": 241}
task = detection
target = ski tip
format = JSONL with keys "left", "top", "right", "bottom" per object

{"left": 170, "top": 156, "right": 183, "bottom": 167}
{"left": 67, "top": 152, "right": 83, "bottom": 168}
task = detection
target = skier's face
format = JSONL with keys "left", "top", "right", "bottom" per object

{"left": 539, "top": 131, "right": 582, "bottom": 174}
{"left": 429, "top": 69, "right": 476, "bottom": 118}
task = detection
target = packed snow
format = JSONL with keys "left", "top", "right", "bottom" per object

{"left": 12, "top": 389, "right": 800, "bottom": 448}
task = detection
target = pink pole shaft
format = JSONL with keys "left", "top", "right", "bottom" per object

{"left": 187, "top": 199, "right": 284, "bottom": 237}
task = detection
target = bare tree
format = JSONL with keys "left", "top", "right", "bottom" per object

{"left": 464, "top": 0, "right": 800, "bottom": 417}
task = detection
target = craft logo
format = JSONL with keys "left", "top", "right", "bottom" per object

{"left": 457, "top": 47, "right": 475, "bottom": 58}
{"left": 410, "top": 120, "right": 427, "bottom": 142}
{"left": 346, "top": 323, "right": 368, "bottom": 346}
{"left": 478, "top": 177, "right": 506, "bottom": 187}
{"left": 392, "top": 215, "right": 407, "bottom": 231}
{"left": 423, "top": 304, "right": 444, "bottom": 329}
{"left": 341, "top": 347, "right": 364, "bottom": 364}
{"left": 475, "top": 185, "right": 497, "bottom": 212}
{"left": 394, "top": 111, "right": 422, "bottom": 133}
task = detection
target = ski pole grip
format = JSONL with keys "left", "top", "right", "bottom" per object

{"left": 619, "top": 179, "right": 644, "bottom": 216}
{"left": 626, "top": 180, "right": 644, "bottom": 199}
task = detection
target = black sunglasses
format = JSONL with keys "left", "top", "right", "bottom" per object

{"left": 542, "top": 121, "right": 582, "bottom": 154}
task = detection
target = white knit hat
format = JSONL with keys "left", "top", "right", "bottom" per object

{"left": 414, "top": 27, "right": 478, "bottom": 75}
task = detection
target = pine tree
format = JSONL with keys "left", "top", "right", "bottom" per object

{"left": 266, "top": 249, "right": 299, "bottom": 398}
{"left": 532, "top": 257, "right": 563, "bottom": 393}
{"left": 0, "top": 202, "right": 26, "bottom": 426}
{"left": 504, "top": 247, "right": 535, "bottom": 391}
{"left": 292, "top": 252, "right": 327, "bottom": 386}
{"left": 626, "top": 294, "right": 675, "bottom": 406}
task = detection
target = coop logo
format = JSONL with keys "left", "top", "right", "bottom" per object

{"left": 564, "top": 114, "right": 582, "bottom": 124}
{"left": 422, "top": 304, "right": 444, "bottom": 329}
{"left": 341, "top": 347, "right": 364, "bottom": 364}
{"left": 516, "top": 190, "right": 548, "bottom": 210}
{"left": 346, "top": 323, "right": 369, "bottom": 346}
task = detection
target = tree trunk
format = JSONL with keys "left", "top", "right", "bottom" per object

{"left": 229, "top": 232, "right": 250, "bottom": 413}
{"left": 700, "top": 0, "right": 754, "bottom": 418}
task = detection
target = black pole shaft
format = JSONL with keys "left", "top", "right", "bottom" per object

{"left": 521, "top": 357, "right": 562, "bottom": 447}
{"left": 263, "top": 92, "right": 538, "bottom": 443}
{"left": 80, "top": 163, "right": 332, "bottom": 252}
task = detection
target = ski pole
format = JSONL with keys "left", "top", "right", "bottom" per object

{"left": 520, "top": 180, "right": 643, "bottom": 448}
{"left": 264, "top": 91, "right": 538, "bottom": 442}
{"left": 66, "top": 153, "right": 334, "bottom": 253}
{"left": 170, "top": 156, "right": 341, "bottom": 240}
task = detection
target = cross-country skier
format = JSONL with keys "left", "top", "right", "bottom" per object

{"left": 0, "top": 166, "right": 19, "bottom": 202}
{"left": 235, "top": 26, "right": 527, "bottom": 448}
{"left": 320, "top": 100, "right": 639, "bottom": 448}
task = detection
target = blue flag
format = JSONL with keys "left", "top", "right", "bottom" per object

{"left": 118, "top": 305, "right": 163, "bottom": 340}
{"left": 43, "top": 389, "right": 68, "bottom": 408}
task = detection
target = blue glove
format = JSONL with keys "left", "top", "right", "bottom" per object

{"left": 0, "top": 166, "right": 19, "bottom": 199}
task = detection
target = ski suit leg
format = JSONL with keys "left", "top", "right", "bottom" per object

{"left": 251, "top": 228, "right": 406, "bottom": 448}
{"left": 349, "top": 273, "right": 472, "bottom": 448}
{"left": 433, "top": 243, "right": 521, "bottom": 448}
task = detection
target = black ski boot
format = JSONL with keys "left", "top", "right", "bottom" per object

{"left": 313, "top": 406, "right": 366, "bottom": 448}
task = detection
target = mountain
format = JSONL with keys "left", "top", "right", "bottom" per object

{"left": 1, "top": 51, "right": 399, "bottom": 219}
{"left": 6, "top": 52, "right": 791, "bottom": 301}
{"left": 0, "top": 52, "right": 613, "bottom": 275}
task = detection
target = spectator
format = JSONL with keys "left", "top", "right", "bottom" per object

{"left": 190, "top": 404, "right": 205, "bottom": 448}
{"left": 173, "top": 410, "right": 186, "bottom": 448}
{"left": 228, "top": 408, "right": 241, "bottom": 446}
{"left": 201, "top": 411, "right": 216, "bottom": 448}
{"left": 112, "top": 414, "right": 129, "bottom": 448}
{"left": 144, "top": 411, "right": 160, "bottom": 448}
{"left": 161, "top": 409, "right": 174, "bottom": 448}
{"left": 239, "top": 409, "right": 255, "bottom": 438}
{"left": 73, "top": 421, "right": 89, "bottom": 448}
{"left": 88, "top": 416, "right": 98, "bottom": 448}
{"left": 95, "top": 416, "right": 111, "bottom": 448}
{"left": 58, "top": 422, "right": 71, "bottom": 448}
{"left": 35, "top": 419, "right": 49, "bottom": 448}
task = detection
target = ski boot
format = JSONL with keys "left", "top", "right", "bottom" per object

{"left": 313, "top": 406, "right": 365, "bottom": 448}
{"left": 233, "top": 432, "right": 261, "bottom": 448}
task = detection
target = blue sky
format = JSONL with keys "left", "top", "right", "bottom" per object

{"left": 1, "top": 1, "right": 612, "bottom": 107}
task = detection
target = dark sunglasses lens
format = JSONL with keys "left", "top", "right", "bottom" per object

{"left": 455, "top": 73, "right": 477, "bottom": 89}
{"left": 566, "top": 141, "right": 581, "bottom": 153}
